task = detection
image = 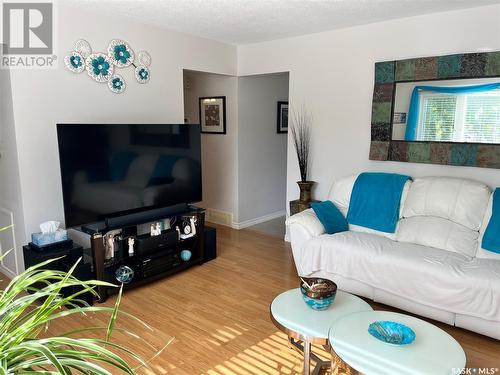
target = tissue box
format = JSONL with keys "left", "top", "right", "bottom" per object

{"left": 31, "top": 229, "right": 68, "bottom": 247}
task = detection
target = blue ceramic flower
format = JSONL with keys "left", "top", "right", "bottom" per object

{"left": 65, "top": 52, "right": 85, "bottom": 73}
{"left": 70, "top": 55, "right": 82, "bottom": 68}
{"left": 138, "top": 68, "right": 148, "bottom": 80}
{"left": 108, "top": 74, "right": 126, "bottom": 94}
{"left": 107, "top": 40, "right": 134, "bottom": 67}
{"left": 114, "top": 44, "right": 131, "bottom": 64}
{"left": 91, "top": 56, "right": 110, "bottom": 77}
{"left": 112, "top": 77, "right": 123, "bottom": 89}
{"left": 135, "top": 65, "right": 150, "bottom": 84}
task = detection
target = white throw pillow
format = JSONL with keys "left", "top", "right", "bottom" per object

{"left": 286, "top": 208, "right": 325, "bottom": 237}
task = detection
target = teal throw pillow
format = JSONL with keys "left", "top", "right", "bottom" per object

{"left": 311, "top": 201, "right": 348, "bottom": 234}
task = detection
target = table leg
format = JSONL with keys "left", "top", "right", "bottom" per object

{"left": 303, "top": 339, "right": 311, "bottom": 375}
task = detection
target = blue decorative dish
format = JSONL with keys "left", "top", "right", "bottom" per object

{"left": 300, "top": 277, "right": 337, "bottom": 311}
{"left": 368, "top": 321, "right": 416, "bottom": 345}
{"left": 180, "top": 250, "right": 192, "bottom": 261}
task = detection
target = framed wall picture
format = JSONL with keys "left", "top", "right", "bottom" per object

{"left": 277, "top": 101, "right": 288, "bottom": 133}
{"left": 199, "top": 96, "right": 226, "bottom": 134}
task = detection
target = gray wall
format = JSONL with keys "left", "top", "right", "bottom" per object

{"left": 183, "top": 71, "right": 238, "bottom": 222}
{"left": 237, "top": 73, "right": 289, "bottom": 223}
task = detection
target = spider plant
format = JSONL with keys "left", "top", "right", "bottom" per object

{"left": 0, "top": 225, "right": 170, "bottom": 374}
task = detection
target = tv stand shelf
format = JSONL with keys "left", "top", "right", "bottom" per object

{"left": 90, "top": 207, "right": 205, "bottom": 302}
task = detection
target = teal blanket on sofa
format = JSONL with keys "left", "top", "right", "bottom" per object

{"left": 347, "top": 172, "right": 411, "bottom": 233}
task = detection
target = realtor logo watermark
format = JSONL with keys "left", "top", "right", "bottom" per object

{"left": 452, "top": 368, "right": 499, "bottom": 375}
{"left": 1, "top": 1, "right": 57, "bottom": 68}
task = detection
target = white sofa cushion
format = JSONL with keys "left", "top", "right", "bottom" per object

{"left": 397, "top": 177, "right": 490, "bottom": 256}
{"left": 397, "top": 216, "right": 478, "bottom": 257}
{"left": 328, "top": 174, "right": 358, "bottom": 215}
{"left": 477, "top": 195, "right": 500, "bottom": 261}
{"left": 286, "top": 208, "right": 325, "bottom": 237}
{"left": 297, "top": 231, "right": 500, "bottom": 322}
{"left": 402, "top": 177, "right": 490, "bottom": 230}
{"left": 327, "top": 174, "right": 411, "bottom": 240}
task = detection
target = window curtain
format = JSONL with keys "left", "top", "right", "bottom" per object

{"left": 404, "top": 82, "right": 500, "bottom": 141}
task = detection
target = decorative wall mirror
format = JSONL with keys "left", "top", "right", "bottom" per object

{"left": 370, "top": 51, "right": 500, "bottom": 169}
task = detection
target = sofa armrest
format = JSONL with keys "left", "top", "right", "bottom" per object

{"left": 286, "top": 209, "right": 325, "bottom": 274}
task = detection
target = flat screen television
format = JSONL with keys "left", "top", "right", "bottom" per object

{"left": 57, "top": 124, "right": 202, "bottom": 228}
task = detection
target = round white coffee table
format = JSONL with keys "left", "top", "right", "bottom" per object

{"left": 328, "top": 310, "right": 466, "bottom": 375}
{"left": 270, "top": 288, "right": 372, "bottom": 375}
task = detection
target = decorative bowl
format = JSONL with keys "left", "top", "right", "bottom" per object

{"left": 368, "top": 320, "right": 416, "bottom": 345}
{"left": 300, "top": 277, "right": 337, "bottom": 311}
{"left": 180, "top": 250, "right": 192, "bottom": 261}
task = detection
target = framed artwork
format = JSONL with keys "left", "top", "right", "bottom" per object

{"left": 277, "top": 101, "right": 288, "bottom": 133}
{"left": 199, "top": 96, "right": 226, "bottom": 134}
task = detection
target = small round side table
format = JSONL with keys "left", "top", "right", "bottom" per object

{"left": 270, "top": 288, "right": 373, "bottom": 375}
{"left": 328, "top": 310, "right": 467, "bottom": 375}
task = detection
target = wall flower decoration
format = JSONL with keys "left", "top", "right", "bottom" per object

{"left": 64, "top": 51, "right": 85, "bottom": 73}
{"left": 85, "top": 53, "right": 114, "bottom": 83}
{"left": 135, "top": 66, "right": 150, "bottom": 83}
{"left": 74, "top": 39, "right": 92, "bottom": 58}
{"left": 108, "top": 74, "right": 126, "bottom": 94}
{"left": 67, "top": 39, "right": 151, "bottom": 94}
{"left": 138, "top": 51, "right": 152, "bottom": 67}
{"left": 108, "top": 39, "right": 134, "bottom": 68}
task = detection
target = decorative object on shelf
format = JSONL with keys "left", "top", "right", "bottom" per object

{"left": 368, "top": 321, "right": 416, "bottom": 345}
{"left": 85, "top": 52, "right": 114, "bottom": 82}
{"left": 180, "top": 216, "right": 197, "bottom": 239}
{"left": 300, "top": 277, "right": 337, "bottom": 311}
{"left": 65, "top": 38, "right": 151, "bottom": 94}
{"left": 127, "top": 237, "right": 135, "bottom": 256}
{"left": 277, "top": 101, "right": 289, "bottom": 133}
{"left": 180, "top": 250, "right": 192, "bottom": 262}
{"left": 289, "top": 199, "right": 320, "bottom": 216}
{"left": 103, "top": 229, "right": 121, "bottom": 260}
{"left": 115, "top": 265, "right": 135, "bottom": 284}
{"left": 150, "top": 223, "right": 162, "bottom": 236}
{"left": 199, "top": 96, "right": 227, "bottom": 134}
{"left": 290, "top": 105, "right": 315, "bottom": 211}
{"left": 108, "top": 74, "right": 126, "bottom": 93}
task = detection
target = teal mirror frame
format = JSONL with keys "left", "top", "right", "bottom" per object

{"left": 369, "top": 51, "right": 500, "bottom": 169}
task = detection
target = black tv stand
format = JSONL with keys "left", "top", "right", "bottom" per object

{"left": 89, "top": 206, "right": 205, "bottom": 302}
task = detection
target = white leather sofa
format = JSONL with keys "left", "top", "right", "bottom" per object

{"left": 287, "top": 175, "right": 500, "bottom": 340}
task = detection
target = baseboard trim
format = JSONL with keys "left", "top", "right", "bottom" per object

{"left": 0, "top": 263, "right": 16, "bottom": 279}
{"left": 205, "top": 208, "right": 234, "bottom": 227}
{"left": 232, "top": 210, "right": 286, "bottom": 230}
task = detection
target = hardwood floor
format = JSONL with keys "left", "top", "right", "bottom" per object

{"left": 246, "top": 216, "right": 286, "bottom": 239}
{"left": 4, "top": 224, "right": 500, "bottom": 374}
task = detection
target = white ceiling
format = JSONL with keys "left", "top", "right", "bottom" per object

{"left": 66, "top": 0, "right": 500, "bottom": 45}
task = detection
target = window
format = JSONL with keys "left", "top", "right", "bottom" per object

{"left": 417, "top": 90, "right": 500, "bottom": 143}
